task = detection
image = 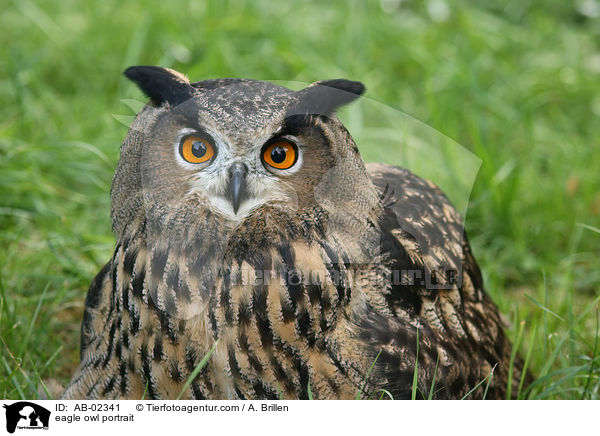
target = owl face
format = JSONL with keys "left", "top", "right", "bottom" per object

{"left": 112, "top": 67, "right": 374, "bottom": 242}
{"left": 139, "top": 85, "right": 324, "bottom": 222}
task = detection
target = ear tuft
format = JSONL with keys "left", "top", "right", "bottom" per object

{"left": 289, "top": 79, "right": 365, "bottom": 118}
{"left": 314, "top": 79, "right": 365, "bottom": 98}
{"left": 123, "top": 66, "right": 195, "bottom": 107}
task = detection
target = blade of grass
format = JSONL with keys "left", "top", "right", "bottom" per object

{"left": 577, "top": 223, "right": 600, "bottom": 235}
{"left": 524, "top": 331, "right": 569, "bottom": 398}
{"left": 507, "top": 319, "right": 525, "bottom": 399}
{"left": 411, "top": 327, "right": 419, "bottom": 400}
{"left": 543, "top": 271, "right": 549, "bottom": 360}
{"left": 427, "top": 352, "right": 441, "bottom": 400}
{"left": 141, "top": 379, "right": 149, "bottom": 400}
{"left": 517, "top": 325, "right": 536, "bottom": 399}
{"left": 524, "top": 292, "right": 564, "bottom": 322}
{"left": 482, "top": 364, "right": 497, "bottom": 400}
{"left": 176, "top": 340, "right": 218, "bottom": 400}
{"left": 461, "top": 364, "right": 496, "bottom": 400}
{"left": 18, "top": 282, "right": 50, "bottom": 357}
{"left": 1, "top": 356, "right": 26, "bottom": 399}
{"left": 36, "top": 374, "right": 53, "bottom": 400}
{"left": 582, "top": 309, "right": 599, "bottom": 399}
{"left": 524, "top": 364, "right": 584, "bottom": 397}
{"left": 532, "top": 365, "right": 589, "bottom": 399}
{"left": 376, "top": 389, "right": 394, "bottom": 400}
{"left": 355, "top": 348, "right": 382, "bottom": 400}
{"left": 1, "top": 336, "right": 37, "bottom": 396}
{"left": 40, "top": 345, "right": 64, "bottom": 372}
{"left": 0, "top": 284, "right": 4, "bottom": 326}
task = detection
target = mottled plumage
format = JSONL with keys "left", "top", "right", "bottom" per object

{"left": 63, "top": 66, "right": 527, "bottom": 399}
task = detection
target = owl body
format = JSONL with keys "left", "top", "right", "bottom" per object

{"left": 62, "top": 67, "right": 526, "bottom": 399}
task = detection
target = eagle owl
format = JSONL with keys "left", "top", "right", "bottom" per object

{"left": 62, "top": 66, "right": 526, "bottom": 400}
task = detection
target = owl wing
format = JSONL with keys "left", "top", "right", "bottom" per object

{"left": 367, "top": 162, "right": 481, "bottom": 300}
{"left": 364, "top": 162, "right": 522, "bottom": 399}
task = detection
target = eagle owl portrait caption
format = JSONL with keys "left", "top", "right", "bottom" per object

{"left": 62, "top": 66, "right": 527, "bottom": 400}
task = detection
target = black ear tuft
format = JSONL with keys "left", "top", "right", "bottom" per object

{"left": 123, "top": 66, "right": 196, "bottom": 107}
{"left": 316, "top": 79, "right": 365, "bottom": 98}
{"left": 289, "top": 79, "right": 365, "bottom": 118}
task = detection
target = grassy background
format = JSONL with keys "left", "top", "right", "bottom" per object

{"left": 1, "top": 0, "right": 599, "bottom": 399}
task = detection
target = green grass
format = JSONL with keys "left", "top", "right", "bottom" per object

{"left": 1, "top": 0, "right": 599, "bottom": 399}
{"left": 176, "top": 341, "right": 218, "bottom": 400}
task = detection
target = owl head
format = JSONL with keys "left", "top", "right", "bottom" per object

{"left": 111, "top": 66, "right": 381, "bottom": 259}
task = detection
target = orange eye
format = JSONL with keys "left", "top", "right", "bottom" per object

{"left": 262, "top": 141, "right": 297, "bottom": 170}
{"left": 180, "top": 135, "right": 215, "bottom": 164}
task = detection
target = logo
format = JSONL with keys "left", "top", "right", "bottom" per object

{"left": 2, "top": 402, "right": 50, "bottom": 434}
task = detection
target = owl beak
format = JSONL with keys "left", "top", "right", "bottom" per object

{"left": 228, "top": 162, "right": 248, "bottom": 215}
